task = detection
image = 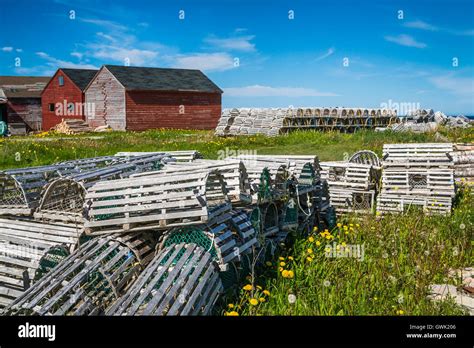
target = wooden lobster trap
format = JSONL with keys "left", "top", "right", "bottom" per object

{"left": 84, "top": 169, "right": 231, "bottom": 235}
{"left": 34, "top": 154, "right": 174, "bottom": 225}
{"left": 377, "top": 143, "right": 455, "bottom": 216}
{"left": 0, "top": 218, "right": 84, "bottom": 309}
{"left": 143, "top": 159, "right": 252, "bottom": 205}
{"left": 3, "top": 233, "right": 155, "bottom": 315}
{"left": 106, "top": 242, "right": 223, "bottom": 316}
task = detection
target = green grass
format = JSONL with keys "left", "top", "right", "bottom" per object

{"left": 221, "top": 187, "right": 473, "bottom": 316}
{"left": 0, "top": 127, "right": 472, "bottom": 169}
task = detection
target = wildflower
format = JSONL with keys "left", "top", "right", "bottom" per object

{"left": 356, "top": 224, "right": 360, "bottom": 227}
{"left": 325, "top": 247, "right": 331, "bottom": 253}
{"left": 349, "top": 223, "right": 354, "bottom": 227}
{"left": 308, "top": 236, "right": 315, "bottom": 243}
{"left": 288, "top": 256, "right": 294, "bottom": 261}
{"left": 316, "top": 241, "right": 321, "bottom": 246}
{"left": 288, "top": 294, "right": 296, "bottom": 304}
{"left": 323, "top": 280, "right": 331, "bottom": 287}
{"left": 396, "top": 309, "right": 404, "bottom": 315}
{"left": 259, "top": 297, "right": 265, "bottom": 303}
{"left": 279, "top": 257, "right": 285, "bottom": 261}
{"left": 228, "top": 303, "right": 234, "bottom": 309}
{"left": 343, "top": 226, "right": 348, "bottom": 231}
{"left": 341, "top": 242, "right": 346, "bottom": 247}
{"left": 225, "top": 311, "right": 239, "bottom": 316}
{"left": 279, "top": 267, "right": 284, "bottom": 272}
{"left": 280, "top": 262, "right": 286, "bottom": 267}
{"left": 306, "top": 256, "right": 313, "bottom": 262}
{"left": 460, "top": 223, "right": 465, "bottom": 230}
{"left": 287, "top": 270, "right": 294, "bottom": 279}
{"left": 243, "top": 284, "right": 253, "bottom": 291}
{"left": 249, "top": 298, "right": 259, "bottom": 306}
{"left": 281, "top": 270, "right": 289, "bottom": 278}
{"left": 307, "top": 248, "right": 313, "bottom": 254}
{"left": 263, "top": 290, "right": 270, "bottom": 296}
{"left": 313, "top": 226, "right": 318, "bottom": 231}
{"left": 374, "top": 297, "right": 378, "bottom": 301}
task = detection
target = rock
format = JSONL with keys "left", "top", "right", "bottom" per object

{"left": 428, "top": 284, "right": 458, "bottom": 300}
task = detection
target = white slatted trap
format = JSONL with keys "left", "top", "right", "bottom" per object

{"left": 142, "top": 159, "right": 252, "bottom": 205}
{"left": 451, "top": 143, "right": 474, "bottom": 186}
{"left": 157, "top": 207, "right": 258, "bottom": 272}
{"left": 106, "top": 243, "right": 223, "bottom": 316}
{"left": 0, "top": 218, "right": 83, "bottom": 308}
{"left": 34, "top": 154, "right": 174, "bottom": 225}
{"left": 0, "top": 156, "right": 121, "bottom": 217}
{"left": 320, "top": 161, "right": 379, "bottom": 215}
{"left": 377, "top": 143, "right": 455, "bottom": 215}
{"left": 84, "top": 169, "right": 231, "bottom": 235}
{"left": 115, "top": 150, "right": 203, "bottom": 163}
{"left": 3, "top": 233, "right": 156, "bottom": 315}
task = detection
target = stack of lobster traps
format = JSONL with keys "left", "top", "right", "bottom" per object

{"left": 320, "top": 150, "right": 381, "bottom": 217}
{"left": 376, "top": 143, "right": 455, "bottom": 215}
{"left": 215, "top": 107, "right": 399, "bottom": 136}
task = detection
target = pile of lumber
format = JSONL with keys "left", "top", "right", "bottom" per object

{"left": 52, "top": 118, "right": 92, "bottom": 134}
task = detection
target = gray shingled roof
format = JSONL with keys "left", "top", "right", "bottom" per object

{"left": 104, "top": 65, "right": 223, "bottom": 93}
{"left": 0, "top": 76, "right": 50, "bottom": 98}
{"left": 61, "top": 69, "right": 98, "bottom": 91}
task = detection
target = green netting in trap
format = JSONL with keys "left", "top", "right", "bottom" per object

{"left": 258, "top": 168, "right": 272, "bottom": 202}
{"left": 34, "top": 246, "right": 70, "bottom": 282}
{"left": 283, "top": 200, "right": 298, "bottom": 226}
{"left": 219, "top": 262, "right": 239, "bottom": 290}
{"left": 93, "top": 195, "right": 121, "bottom": 221}
{"left": 163, "top": 227, "right": 218, "bottom": 261}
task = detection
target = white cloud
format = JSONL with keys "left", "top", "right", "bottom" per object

{"left": 315, "top": 47, "right": 335, "bottom": 62}
{"left": 16, "top": 48, "right": 23, "bottom": 52}
{"left": 224, "top": 85, "right": 339, "bottom": 97}
{"left": 96, "top": 32, "right": 116, "bottom": 42}
{"left": 36, "top": 51, "right": 98, "bottom": 69}
{"left": 80, "top": 18, "right": 127, "bottom": 32}
{"left": 2, "top": 47, "right": 13, "bottom": 52}
{"left": 204, "top": 35, "right": 256, "bottom": 52}
{"left": 172, "top": 53, "right": 236, "bottom": 72}
{"left": 385, "top": 34, "right": 427, "bottom": 48}
{"left": 88, "top": 44, "right": 159, "bottom": 66}
{"left": 403, "top": 20, "right": 438, "bottom": 31}
{"left": 70, "top": 52, "right": 83, "bottom": 59}
{"left": 429, "top": 74, "right": 474, "bottom": 97}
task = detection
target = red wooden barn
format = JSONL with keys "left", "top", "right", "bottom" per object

{"left": 0, "top": 76, "right": 50, "bottom": 134}
{"left": 41, "top": 68, "right": 98, "bottom": 131}
{"left": 84, "top": 65, "right": 223, "bottom": 131}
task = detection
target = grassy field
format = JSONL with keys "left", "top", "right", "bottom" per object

{"left": 221, "top": 187, "right": 472, "bottom": 316}
{"left": 0, "top": 127, "right": 472, "bottom": 316}
{"left": 0, "top": 127, "right": 472, "bottom": 169}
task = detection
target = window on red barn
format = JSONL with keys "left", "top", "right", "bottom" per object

{"left": 58, "top": 76, "right": 64, "bottom": 86}
{"left": 49, "top": 103, "right": 55, "bottom": 112}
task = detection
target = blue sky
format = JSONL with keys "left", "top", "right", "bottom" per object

{"left": 1, "top": 0, "right": 473, "bottom": 114}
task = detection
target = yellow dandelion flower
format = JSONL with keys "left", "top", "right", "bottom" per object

{"left": 308, "top": 236, "right": 315, "bottom": 243}
{"left": 249, "top": 298, "right": 259, "bottom": 306}
{"left": 259, "top": 297, "right": 265, "bottom": 303}
{"left": 288, "top": 256, "right": 294, "bottom": 261}
{"left": 313, "top": 226, "right": 318, "bottom": 231}
{"left": 341, "top": 242, "right": 346, "bottom": 247}
{"left": 279, "top": 267, "right": 284, "bottom": 272}
{"left": 279, "top": 257, "right": 285, "bottom": 261}
{"left": 316, "top": 241, "right": 321, "bottom": 246}
{"left": 306, "top": 256, "right": 313, "bottom": 262}
{"left": 280, "top": 261, "right": 286, "bottom": 267}
{"left": 356, "top": 224, "right": 360, "bottom": 227}
{"left": 281, "top": 270, "right": 289, "bottom": 278}
{"left": 228, "top": 303, "right": 234, "bottom": 309}
{"left": 337, "top": 223, "right": 342, "bottom": 228}
{"left": 343, "top": 226, "right": 348, "bottom": 231}
{"left": 307, "top": 248, "right": 313, "bottom": 254}
{"left": 263, "top": 290, "right": 270, "bottom": 296}
{"left": 287, "top": 270, "right": 294, "bottom": 279}
{"left": 227, "top": 311, "right": 239, "bottom": 316}
{"left": 243, "top": 284, "right": 253, "bottom": 291}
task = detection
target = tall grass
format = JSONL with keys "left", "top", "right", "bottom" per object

{"left": 1, "top": 127, "right": 471, "bottom": 169}
{"left": 221, "top": 186, "right": 473, "bottom": 316}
